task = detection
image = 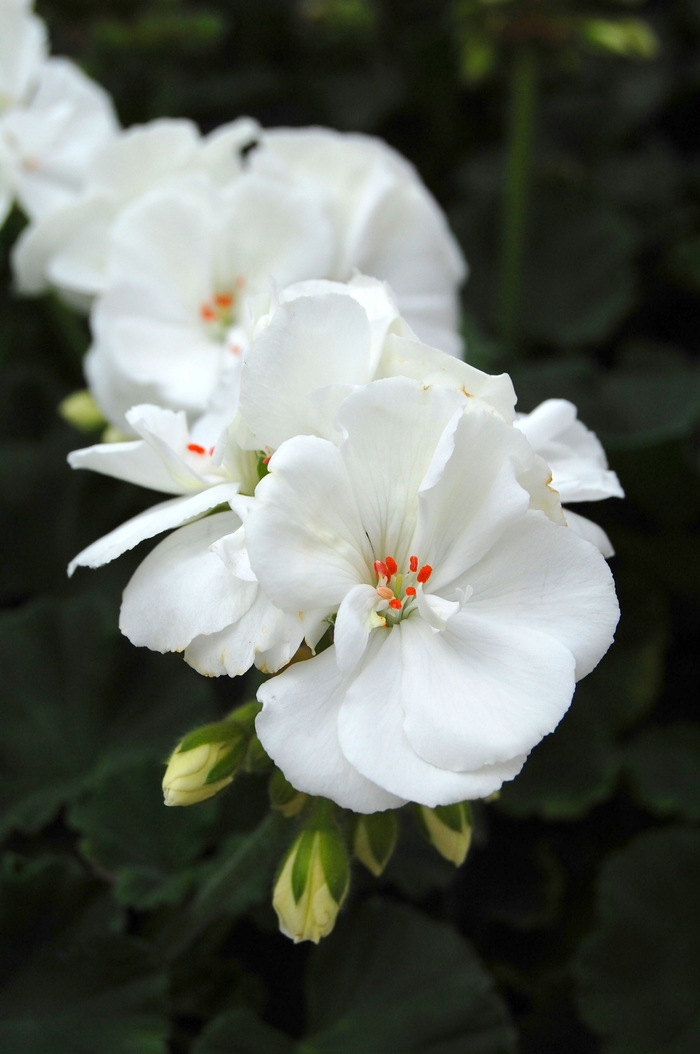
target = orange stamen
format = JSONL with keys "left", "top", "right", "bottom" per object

{"left": 405, "top": 586, "right": 416, "bottom": 596}
{"left": 384, "top": 556, "right": 398, "bottom": 576}
{"left": 417, "top": 564, "right": 433, "bottom": 584}
{"left": 374, "top": 560, "right": 389, "bottom": 580}
{"left": 208, "top": 447, "right": 215, "bottom": 456}
{"left": 214, "top": 293, "right": 233, "bottom": 309}
{"left": 200, "top": 304, "right": 216, "bottom": 322}
{"left": 187, "top": 443, "right": 206, "bottom": 455}
{"left": 389, "top": 598, "right": 402, "bottom": 610}
{"left": 409, "top": 555, "right": 418, "bottom": 572}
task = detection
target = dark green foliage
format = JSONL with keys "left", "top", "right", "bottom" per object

{"left": 2, "top": 0, "right": 699, "bottom": 1050}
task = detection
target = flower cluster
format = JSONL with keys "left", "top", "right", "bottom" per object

{"left": 3, "top": 0, "right": 623, "bottom": 942}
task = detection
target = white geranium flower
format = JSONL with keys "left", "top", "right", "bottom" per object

{"left": 83, "top": 170, "right": 336, "bottom": 429}
{"left": 11, "top": 116, "right": 259, "bottom": 304}
{"left": 66, "top": 403, "right": 302, "bottom": 677}
{"left": 515, "top": 399, "right": 624, "bottom": 557}
{"left": 244, "top": 378, "right": 619, "bottom": 813}
{"left": 261, "top": 127, "right": 467, "bottom": 355}
{"left": 0, "top": 3, "right": 117, "bottom": 226}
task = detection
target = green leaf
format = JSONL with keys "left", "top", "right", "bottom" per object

{"left": 574, "top": 827, "right": 700, "bottom": 1054}
{"left": 300, "top": 898, "right": 517, "bottom": 1052}
{"left": 193, "top": 1007, "right": 293, "bottom": 1054}
{"left": 624, "top": 724, "right": 700, "bottom": 821}
{"left": 68, "top": 757, "right": 218, "bottom": 909}
{"left": 0, "top": 854, "right": 167, "bottom": 1053}
{"left": 0, "top": 594, "right": 218, "bottom": 839}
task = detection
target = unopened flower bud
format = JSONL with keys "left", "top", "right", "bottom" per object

{"left": 273, "top": 813, "right": 349, "bottom": 943}
{"left": 163, "top": 701, "right": 262, "bottom": 806}
{"left": 58, "top": 389, "right": 107, "bottom": 433}
{"left": 269, "top": 769, "right": 309, "bottom": 817}
{"left": 417, "top": 802, "right": 473, "bottom": 866}
{"left": 353, "top": 810, "right": 399, "bottom": 877}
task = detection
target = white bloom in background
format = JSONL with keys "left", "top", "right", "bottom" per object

{"left": 12, "top": 116, "right": 259, "bottom": 304}
{"left": 84, "top": 170, "right": 336, "bottom": 429}
{"left": 244, "top": 378, "right": 619, "bottom": 813}
{"left": 0, "top": 2, "right": 117, "bottom": 226}
{"left": 260, "top": 127, "right": 467, "bottom": 355}
{"left": 515, "top": 399, "right": 624, "bottom": 556}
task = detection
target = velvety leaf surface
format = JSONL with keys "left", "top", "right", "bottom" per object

{"left": 574, "top": 827, "right": 700, "bottom": 1054}
{"left": 0, "top": 594, "right": 218, "bottom": 838}
{"left": 301, "top": 898, "right": 517, "bottom": 1053}
{"left": 0, "top": 853, "right": 168, "bottom": 1053}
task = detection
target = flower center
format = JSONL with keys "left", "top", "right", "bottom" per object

{"left": 373, "top": 553, "right": 432, "bottom": 624}
{"left": 199, "top": 278, "right": 246, "bottom": 341}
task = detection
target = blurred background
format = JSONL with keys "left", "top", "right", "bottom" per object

{"left": 2, "top": 2, "right": 700, "bottom": 1052}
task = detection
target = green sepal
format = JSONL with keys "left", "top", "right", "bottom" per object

{"left": 243, "top": 734, "right": 272, "bottom": 773}
{"left": 204, "top": 737, "right": 249, "bottom": 784}
{"left": 178, "top": 720, "right": 244, "bottom": 753}
{"left": 432, "top": 802, "right": 472, "bottom": 833}
{"left": 364, "top": 810, "right": 399, "bottom": 871}
{"left": 291, "top": 829, "right": 316, "bottom": 904}
{"left": 319, "top": 824, "right": 350, "bottom": 905}
{"left": 269, "top": 770, "right": 298, "bottom": 808}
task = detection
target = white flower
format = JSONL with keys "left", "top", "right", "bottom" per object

{"left": 11, "top": 116, "right": 259, "bottom": 304}
{"left": 66, "top": 404, "right": 302, "bottom": 678}
{"left": 244, "top": 378, "right": 619, "bottom": 813}
{"left": 0, "top": 4, "right": 117, "bottom": 226}
{"left": 515, "top": 399, "right": 624, "bottom": 557}
{"left": 84, "top": 169, "right": 336, "bottom": 429}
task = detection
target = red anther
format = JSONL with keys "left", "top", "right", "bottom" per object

{"left": 417, "top": 564, "right": 433, "bottom": 584}
{"left": 374, "top": 560, "right": 389, "bottom": 580}
{"left": 405, "top": 586, "right": 416, "bottom": 596}
{"left": 229, "top": 344, "right": 241, "bottom": 355}
{"left": 200, "top": 304, "right": 216, "bottom": 322}
{"left": 187, "top": 443, "right": 206, "bottom": 455}
{"left": 409, "top": 555, "right": 418, "bottom": 572}
{"left": 262, "top": 456, "right": 271, "bottom": 466}
{"left": 208, "top": 447, "right": 215, "bottom": 456}
{"left": 389, "top": 598, "right": 402, "bottom": 610}
{"left": 214, "top": 293, "right": 233, "bottom": 309}
{"left": 384, "top": 556, "right": 398, "bottom": 577}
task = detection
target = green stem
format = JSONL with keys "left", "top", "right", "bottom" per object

{"left": 499, "top": 45, "right": 538, "bottom": 351}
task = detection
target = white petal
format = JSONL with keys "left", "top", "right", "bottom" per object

{"left": 185, "top": 587, "right": 304, "bottom": 678}
{"left": 336, "top": 376, "right": 465, "bottom": 566}
{"left": 68, "top": 482, "right": 240, "bottom": 574}
{"left": 337, "top": 629, "right": 526, "bottom": 805}
{"left": 239, "top": 292, "right": 373, "bottom": 449}
{"left": 120, "top": 511, "right": 254, "bottom": 652}
{"left": 399, "top": 612, "right": 576, "bottom": 772}
{"left": 414, "top": 410, "right": 532, "bottom": 593}
{"left": 463, "top": 510, "right": 619, "bottom": 680}
{"left": 68, "top": 438, "right": 187, "bottom": 495}
{"left": 564, "top": 509, "right": 615, "bottom": 558}
{"left": 256, "top": 646, "right": 405, "bottom": 813}
{"left": 334, "top": 582, "right": 386, "bottom": 673}
{"left": 246, "top": 435, "right": 370, "bottom": 612}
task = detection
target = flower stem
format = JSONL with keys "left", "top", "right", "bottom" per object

{"left": 499, "top": 45, "right": 538, "bottom": 352}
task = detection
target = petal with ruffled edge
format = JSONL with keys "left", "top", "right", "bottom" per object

{"left": 460, "top": 510, "right": 619, "bottom": 680}
{"left": 256, "top": 645, "right": 405, "bottom": 813}
{"left": 68, "top": 481, "right": 240, "bottom": 575}
{"left": 337, "top": 629, "right": 527, "bottom": 806}
{"left": 120, "top": 511, "right": 255, "bottom": 652}
{"left": 185, "top": 587, "right": 305, "bottom": 677}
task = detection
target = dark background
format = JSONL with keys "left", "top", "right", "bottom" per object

{"left": 1, "top": 1, "right": 699, "bottom": 1051}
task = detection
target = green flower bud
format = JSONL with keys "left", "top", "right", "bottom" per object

{"left": 269, "top": 769, "right": 309, "bottom": 817}
{"left": 417, "top": 802, "right": 473, "bottom": 866}
{"left": 58, "top": 390, "right": 107, "bottom": 434}
{"left": 353, "top": 810, "right": 399, "bottom": 877}
{"left": 163, "top": 702, "right": 263, "bottom": 806}
{"left": 273, "top": 814, "right": 349, "bottom": 943}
